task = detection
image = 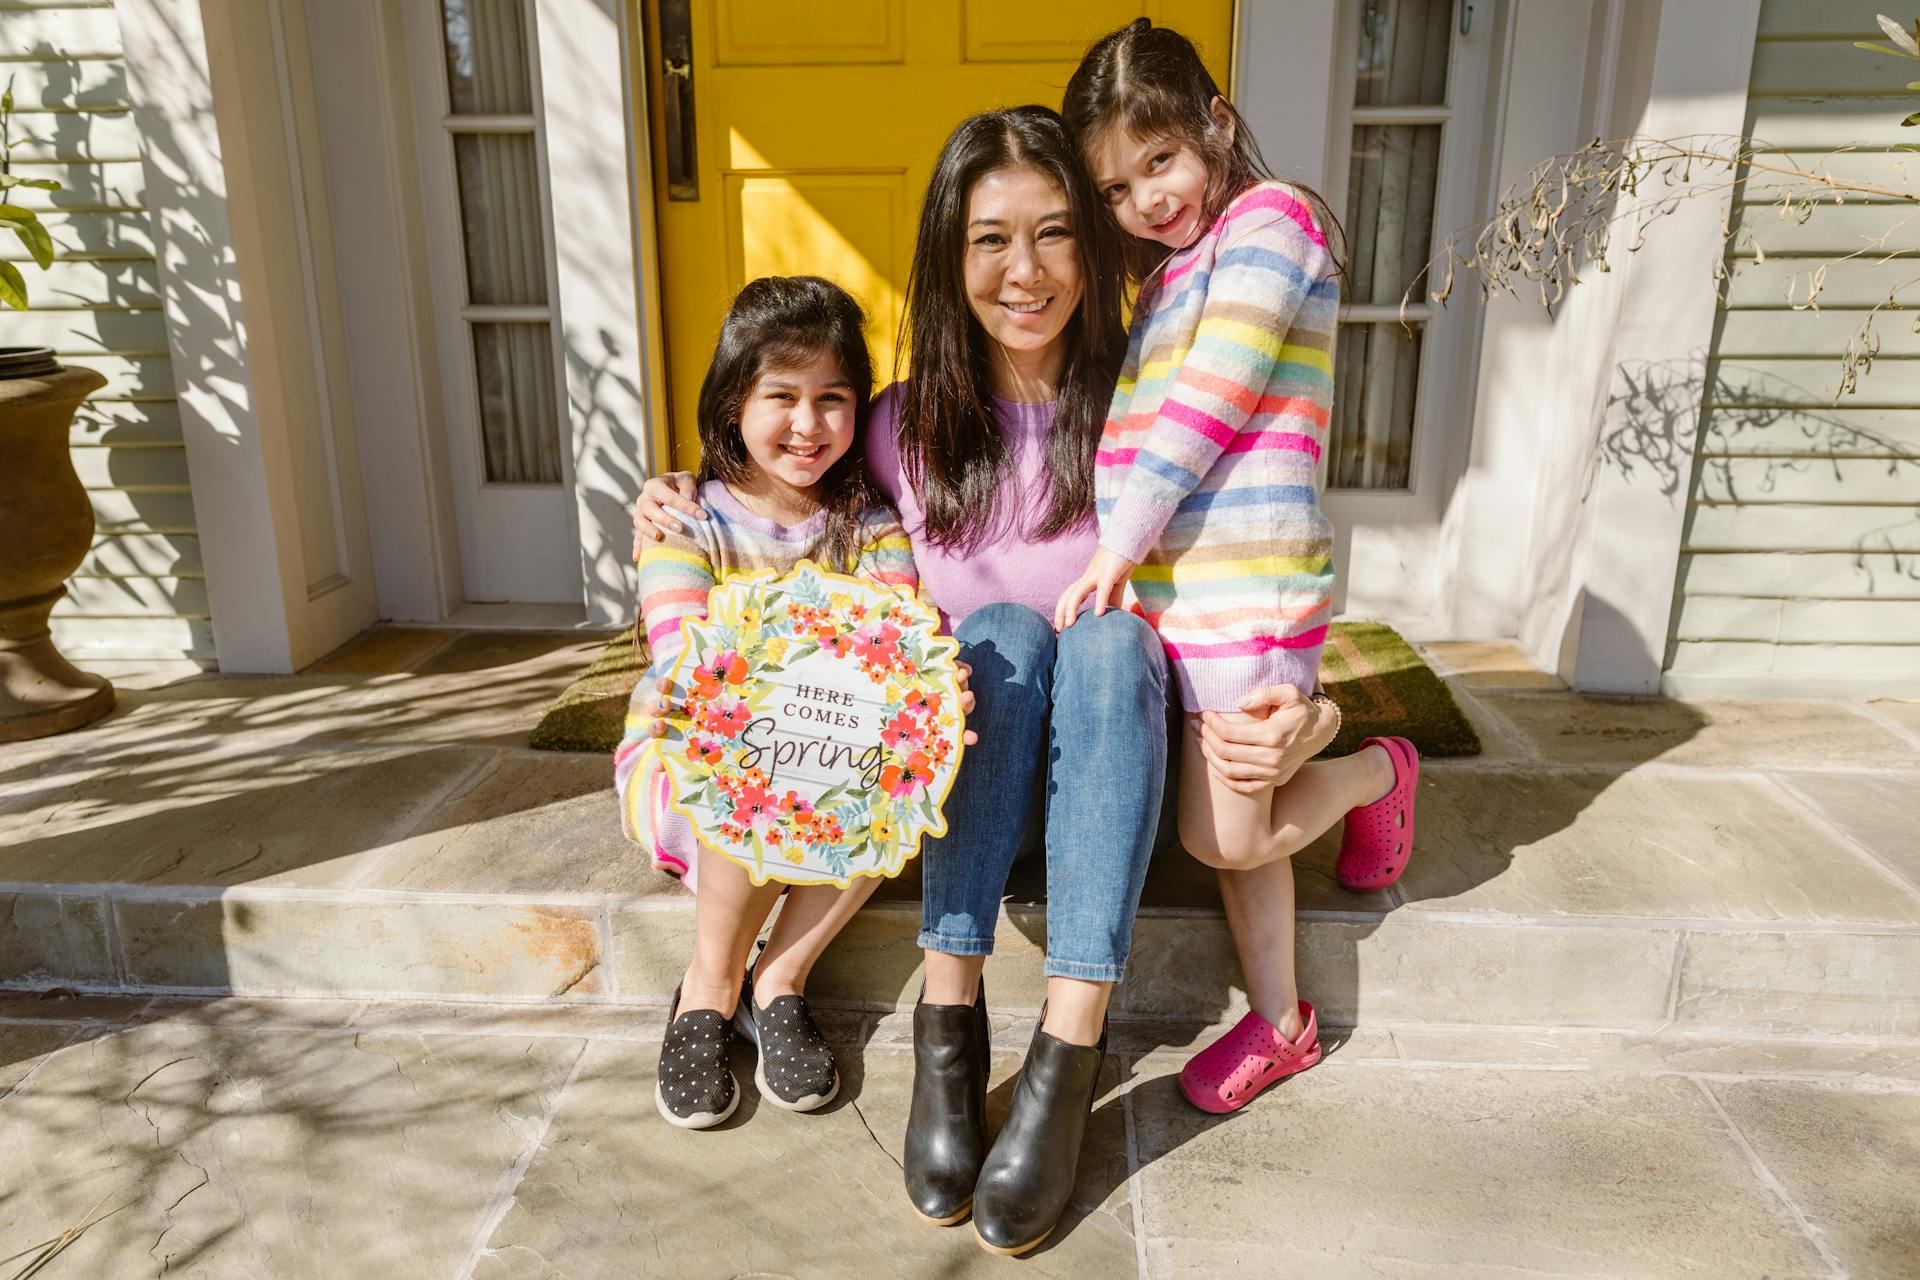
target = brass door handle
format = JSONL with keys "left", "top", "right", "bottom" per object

{"left": 659, "top": 0, "right": 698, "bottom": 200}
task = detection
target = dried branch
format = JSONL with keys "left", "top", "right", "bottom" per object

{"left": 1411, "top": 134, "right": 1920, "bottom": 401}
{"left": 1413, "top": 17, "right": 1920, "bottom": 402}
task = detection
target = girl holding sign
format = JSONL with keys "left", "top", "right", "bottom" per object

{"left": 1055, "top": 20, "right": 1420, "bottom": 1117}
{"left": 616, "top": 276, "right": 974, "bottom": 1130}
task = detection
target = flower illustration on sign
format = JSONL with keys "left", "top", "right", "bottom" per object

{"left": 647, "top": 561, "right": 967, "bottom": 887}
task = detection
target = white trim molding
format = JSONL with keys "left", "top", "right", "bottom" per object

{"left": 535, "top": 0, "right": 662, "bottom": 627}
{"left": 119, "top": 0, "right": 379, "bottom": 672}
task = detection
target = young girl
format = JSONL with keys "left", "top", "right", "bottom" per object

{"left": 1057, "top": 20, "right": 1420, "bottom": 1115}
{"left": 615, "top": 276, "right": 934, "bottom": 1129}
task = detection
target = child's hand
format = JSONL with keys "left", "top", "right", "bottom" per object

{"left": 632, "top": 471, "right": 704, "bottom": 554}
{"left": 1053, "top": 548, "right": 1136, "bottom": 631}
{"left": 955, "top": 660, "right": 978, "bottom": 746}
{"left": 1198, "top": 685, "right": 1328, "bottom": 793}
{"left": 641, "top": 675, "right": 682, "bottom": 738}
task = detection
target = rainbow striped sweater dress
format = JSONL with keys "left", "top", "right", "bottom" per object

{"left": 1097, "top": 182, "right": 1339, "bottom": 713}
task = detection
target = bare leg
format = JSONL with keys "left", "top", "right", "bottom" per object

{"left": 1217, "top": 861, "right": 1303, "bottom": 1036}
{"left": 681, "top": 845, "right": 783, "bottom": 1017}
{"left": 1177, "top": 717, "right": 1392, "bottom": 1039}
{"left": 1178, "top": 716, "right": 1394, "bottom": 871}
{"left": 922, "top": 950, "right": 987, "bottom": 1005}
{"left": 754, "top": 876, "right": 885, "bottom": 1002}
{"left": 1040, "top": 977, "right": 1111, "bottom": 1047}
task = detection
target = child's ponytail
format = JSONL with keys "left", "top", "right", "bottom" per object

{"left": 1062, "top": 18, "right": 1347, "bottom": 282}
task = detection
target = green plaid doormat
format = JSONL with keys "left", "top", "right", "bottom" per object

{"left": 528, "top": 621, "right": 1479, "bottom": 758}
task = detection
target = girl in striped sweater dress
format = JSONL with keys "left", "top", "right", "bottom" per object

{"left": 615, "top": 277, "right": 929, "bottom": 1129}
{"left": 1059, "top": 20, "right": 1422, "bottom": 1114}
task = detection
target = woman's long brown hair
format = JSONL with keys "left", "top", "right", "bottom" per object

{"left": 893, "top": 106, "right": 1127, "bottom": 549}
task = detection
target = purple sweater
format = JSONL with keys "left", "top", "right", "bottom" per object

{"left": 865, "top": 383, "right": 1097, "bottom": 629}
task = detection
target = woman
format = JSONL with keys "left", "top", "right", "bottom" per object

{"left": 635, "top": 107, "right": 1336, "bottom": 1255}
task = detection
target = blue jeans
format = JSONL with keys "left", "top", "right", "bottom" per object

{"left": 918, "top": 603, "right": 1169, "bottom": 982}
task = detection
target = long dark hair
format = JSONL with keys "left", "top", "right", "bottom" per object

{"left": 1063, "top": 18, "right": 1347, "bottom": 282}
{"left": 894, "top": 106, "right": 1126, "bottom": 549}
{"left": 694, "top": 275, "right": 886, "bottom": 570}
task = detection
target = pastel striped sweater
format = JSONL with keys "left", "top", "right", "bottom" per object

{"left": 613, "top": 480, "right": 917, "bottom": 853}
{"left": 1098, "top": 182, "right": 1339, "bottom": 712}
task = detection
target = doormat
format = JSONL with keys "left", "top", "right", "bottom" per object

{"left": 529, "top": 621, "right": 1480, "bottom": 758}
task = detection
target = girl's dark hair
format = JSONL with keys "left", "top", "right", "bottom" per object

{"left": 895, "top": 105, "right": 1126, "bottom": 549}
{"left": 695, "top": 275, "right": 885, "bottom": 570}
{"left": 1062, "top": 18, "right": 1347, "bottom": 281}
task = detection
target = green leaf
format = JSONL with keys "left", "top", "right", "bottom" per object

{"left": 8, "top": 217, "right": 53, "bottom": 269}
{"left": 1905, "top": 110, "right": 1920, "bottom": 127}
{"left": 0, "top": 203, "right": 32, "bottom": 221}
{"left": 1856, "top": 40, "right": 1909, "bottom": 57}
{"left": 1, "top": 89, "right": 11, "bottom": 114}
{"left": 0, "top": 259, "right": 26, "bottom": 310}
{"left": 18, "top": 178, "right": 60, "bottom": 192}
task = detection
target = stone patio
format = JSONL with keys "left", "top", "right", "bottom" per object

{"left": 2, "top": 629, "right": 1918, "bottom": 1275}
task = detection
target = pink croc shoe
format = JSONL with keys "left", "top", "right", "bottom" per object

{"left": 1179, "top": 1002, "right": 1323, "bottom": 1114}
{"left": 1336, "top": 736, "right": 1419, "bottom": 892}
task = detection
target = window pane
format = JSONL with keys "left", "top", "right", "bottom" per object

{"left": 442, "top": 0, "right": 534, "bottom": 115}
{"left": 1346, "top": 124, "right": 1442, "bottom": 307}
{"left": 472, "top": 322, "right": 562, "bottom": 484}
{"left": 1330, "top": 322, "right": 1422, "bottom": 490}
{"left": 1356, "top": 0, "right": 1452, "bottom": 107}
{"left": 453, "top": 133, "right": 549, "bottom": 306}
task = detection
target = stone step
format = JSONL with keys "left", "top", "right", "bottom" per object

{"left": 4, "top": 635, "right": 1919, "bottom": 1042}
{"left": 4, "top": 860, "right": 1917, "bottom": 1040}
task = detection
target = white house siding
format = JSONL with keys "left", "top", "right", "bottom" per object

{"left": 1, "top": 0, "right": 211, "bottom": 665}
{"left": 1668, "top": 0, "right": 1920, "bottom": 695}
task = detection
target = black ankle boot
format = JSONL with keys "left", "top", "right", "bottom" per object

{"left": 904, "top": 982, "right": 990, "bottom": 1225}
{"left": 972, "top": 1018, "right": 1106, "bottom": 1256}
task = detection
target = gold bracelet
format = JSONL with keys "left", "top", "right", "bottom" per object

{"left": 1310, "top": 691, "right": 1342, "bottom": 741}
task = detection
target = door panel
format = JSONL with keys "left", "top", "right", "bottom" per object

{"left": 645, "top": 1, "right": 1234, "bottom": 469}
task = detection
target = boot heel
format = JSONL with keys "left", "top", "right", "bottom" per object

{"left": 904, "top": 982, "right": 990, "bottom": 1226}
{"left": 972, "top": 1017, "right": 1106, "bottom": 1255}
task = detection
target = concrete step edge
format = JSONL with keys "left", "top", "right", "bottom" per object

{"left": 0, "top": 885, "right": 1911, "bottom": 1039}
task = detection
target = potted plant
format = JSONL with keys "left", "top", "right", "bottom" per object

{"left": 1, "top": 75, "right": 114, "bottom": 740}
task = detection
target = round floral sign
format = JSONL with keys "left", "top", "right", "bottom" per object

{"left": 650, "top": 561, "right": 966, "bottom": 887}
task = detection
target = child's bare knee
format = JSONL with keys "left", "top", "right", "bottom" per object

{"left": 1181, "top": 818, "right": 1258, "bottom": 870}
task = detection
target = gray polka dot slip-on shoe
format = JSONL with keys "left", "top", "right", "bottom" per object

{"left": 656, "top": 986, "right": 739, "bottom": 1130}
{"left": 734, "top": 975, "right": 839, "bottom": 1113}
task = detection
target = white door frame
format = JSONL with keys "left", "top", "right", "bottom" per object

{"left": 1319, "top": 0, "right": 1498, "bottom": 623}
{"left": 318, "top": 0, "right": 663, "bottom": 626}
{"left": 403, "top": 0, "right": 582, "bottom": 605}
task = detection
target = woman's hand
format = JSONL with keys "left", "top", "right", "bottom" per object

{"left": 954, "top": 660, "right": 978, "bottom": 746}
{"left": 631, "top": 471, "right": 704, "bottom": 555}
{"left": 1197, "top": 685, "right": 1336, "bottom": 794}
{"left": 1052, "top": 547, "right": 1136, "bottom": 631}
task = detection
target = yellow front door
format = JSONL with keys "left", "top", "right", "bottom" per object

{"left": 641, "top": 1, "right": 1234, "bottom": 469}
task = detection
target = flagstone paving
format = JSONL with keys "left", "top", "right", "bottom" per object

{"left": 0, "top": 993, "right": 1914, "bottom": 1278}
{"left": 2, "top": 629, "right": 1919, "bottom": 1272}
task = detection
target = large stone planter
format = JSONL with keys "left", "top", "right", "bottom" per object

{"left": 0, "top": 346, "right": 115, "bottom": 741}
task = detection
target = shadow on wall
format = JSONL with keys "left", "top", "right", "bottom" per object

{"left": 569, "top": 328, "right": 652, "bottom": 624}
{"left": 20, "top": 40, "right": 207, "bottom": 653}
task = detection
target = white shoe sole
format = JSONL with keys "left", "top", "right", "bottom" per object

{"left": 655, "top": 1078, "right": 739, "bottom": 1130}
{"left": 754, "top": 1053, "right": 839, "bottom": 1112}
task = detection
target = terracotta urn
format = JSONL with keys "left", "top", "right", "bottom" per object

{"left": 0, "top": 346, "right": 115, "bottom": 741}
